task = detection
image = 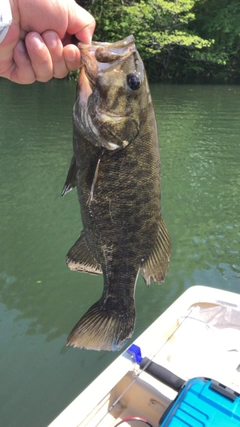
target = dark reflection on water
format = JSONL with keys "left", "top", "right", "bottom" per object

{"left": 0, "top": 79, "right": 239, "bottom": 426}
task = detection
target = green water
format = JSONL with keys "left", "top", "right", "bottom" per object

{"left": 0, "top": 79, "right": 239, "bottom": 426}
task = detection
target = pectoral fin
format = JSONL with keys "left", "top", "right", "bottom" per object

{"left": 66, "top": 231, "right": 102, "bottom": 275}
{"left": 61, "top": 156, "right": 77, "bottom": 197}
{"left": 141, "top": 217, "right": 171, "bottom": 286}
{"left": 87, "top": 155, "right": 101, "bottom": 206}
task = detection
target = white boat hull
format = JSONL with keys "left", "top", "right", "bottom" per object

{"left": 49, "top": 286, "right": 240, "bottom": 427}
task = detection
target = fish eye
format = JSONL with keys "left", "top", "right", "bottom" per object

{"left": 126, "top": 74, "right": 141, "bottom": 91}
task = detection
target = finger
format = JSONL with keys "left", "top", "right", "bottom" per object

{"left": 12, "top": 40, "right": 36, "bottom": 84}
{"left": 63, "top": 45, "right": 81, "bottom": 72}
{"left": 25, "top": 32, "right": 53, "bottom": 82}
{"left": 42, "top": 31, "right": 68, "bottom": 79}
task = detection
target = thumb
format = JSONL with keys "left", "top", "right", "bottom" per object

{"left": 67, "top": 2, "right": 95, "bottom": 44}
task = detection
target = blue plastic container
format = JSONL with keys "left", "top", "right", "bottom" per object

{"left": 159, "top": 378, "right": 240, "bottom": 427}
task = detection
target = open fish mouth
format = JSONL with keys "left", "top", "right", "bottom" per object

{"left": 78, "top": 35, "right": 136, "bottom": 88}
{"left": 74, "top": 35, "right": 143, "bottom": 151}
{"left": 76, "top": 35, "right": 142, "bottom": 151}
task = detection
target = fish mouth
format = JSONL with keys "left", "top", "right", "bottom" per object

{"left": 79, "top": 34, "right": 135, "bottom": 62}
{"left": 78, "top": 35, "right": 136, "bottom": 88}
{"left": 76, "top": 36, "right": 140, "bottom": 151}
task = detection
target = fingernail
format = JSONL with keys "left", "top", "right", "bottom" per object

{"left": 43, "top": 32, "right": 58, "bottom": 49}
{"left": 27, "top": 33, "right": 43, "bottom": 50}
{"left": 67, "top": 49, "right": 77, "bottom": 61}
{"left": 16, "top": 40, "right": 26, "bottom": 53}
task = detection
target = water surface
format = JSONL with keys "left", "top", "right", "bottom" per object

{"left": 0, "top": 79, "right": 239, "bottom": 426}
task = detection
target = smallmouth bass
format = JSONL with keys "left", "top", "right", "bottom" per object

{"left": 62, "top": 35, "right": 171, "bottom": 351}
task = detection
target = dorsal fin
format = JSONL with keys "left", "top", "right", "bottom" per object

{"left": 61, "top": 156, "right": 77, "bottom": 197}
{"left": 66, "top": 231, "right": 102, "bottom": 275}
{"left": 141, "top": 217, "right": 171, "bottom": 286}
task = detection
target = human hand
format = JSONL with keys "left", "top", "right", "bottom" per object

{"left": 0, "top": 0, "right": 95, "bottom": 84}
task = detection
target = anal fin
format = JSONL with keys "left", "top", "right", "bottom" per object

{"left": 66, "top": 231, "right": 102, "bottom": 275}
{"left": 141, "top": 217, "right": 171, "bottom": 286}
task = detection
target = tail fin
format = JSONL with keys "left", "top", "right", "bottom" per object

{"left": 66, "top": 299, "right": 135, "bottom": 351}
